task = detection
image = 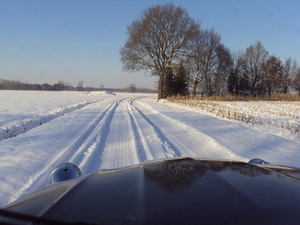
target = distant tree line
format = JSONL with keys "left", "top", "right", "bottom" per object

{"left": 0, "top": 79, "right": 76, "bottom": 91}
{"left": 0, "top": 79, "right": 41, "bottom": 90}
{"left": 0, "top": 79, "right": 157, "bottom": 93}
{"left": 120, "top": 3, "right": 300, "bottom": 99}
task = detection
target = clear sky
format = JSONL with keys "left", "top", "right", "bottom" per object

{"left": 1, "top": 0, "right": 299, "bottom": 89}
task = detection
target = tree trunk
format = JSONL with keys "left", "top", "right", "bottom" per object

{"left": 192, "top": 81, "right": 198, "bottom": 97}
{"left": 157, "top": 74, "right": 164, "bottom": 100}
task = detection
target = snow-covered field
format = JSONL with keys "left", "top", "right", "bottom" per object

{"left": 162, "top": 99, "right": 300, "bottom": 143}
{"left": 1, "top": 90, "right": 300, "bottom": 207}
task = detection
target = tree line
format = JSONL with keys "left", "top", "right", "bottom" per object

{"left": 120, "top": 3, "right": 300, "bottom": 99}
{"left": 0, "top": 79, "right": 79, "bottom": 91}
{"left": 226, "top": 42, "right": 300, "bottom": 97}
{"left": 0, "top": 79, "right": 157, "bottom": 93}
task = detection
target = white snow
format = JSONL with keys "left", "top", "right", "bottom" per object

{"left": 0, "top": 91, "right": 106, "bottom": 141}
{"left": 0, "top": 90, "right": 300, "bottom": 207}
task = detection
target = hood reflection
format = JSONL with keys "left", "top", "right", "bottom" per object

{"left": 144, "top": 158, "right": 272, "bottom": 193}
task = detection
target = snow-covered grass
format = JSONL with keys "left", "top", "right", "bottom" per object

{"left": 162, "top": 98, "right": 300, "bottom": 143}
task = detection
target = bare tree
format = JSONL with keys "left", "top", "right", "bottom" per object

{"left": 281, "top": 58, "right": 298, "bottom": 94}
{"left": 228, "top": 51, "right": 244, "bottom": 94}
{"left": 129, "top": 83, "right": 136, "bottom": 93}
{"left": 261, "top": 56, "right": 283, "bottom": 97}
{"left": 56, "top": 80, "right": 65, "bottom": 91}
{"left": 120, "top": 3, "right": 200, "bottom": 99}
{"left": 65, "top": 82, "right": 72, "bottom": 91}
{"left": 241, "top": 41, "right": 269, "bottom": 95}
{"left": 188, "top": 29, "right": 221, "bottom": 96}
{"left": 213, "top": 44, "right": 233, "bottom": 95}
{"left": 77, "top": 81, "right": 84, "bottom": 92}
{"left": 292, "top": 68, "right": 300, "bottom": 95}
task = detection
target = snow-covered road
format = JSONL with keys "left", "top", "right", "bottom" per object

{"left": 1, "top": 93, "right": 300, "bottom": 207}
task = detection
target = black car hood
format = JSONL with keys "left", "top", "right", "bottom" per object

{"left": 2, "top": 157, "right": 300, "bottom": 224}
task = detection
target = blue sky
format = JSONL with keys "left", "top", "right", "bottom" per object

{"left": 1, "top": 0, "right": 299, "bottom": 89}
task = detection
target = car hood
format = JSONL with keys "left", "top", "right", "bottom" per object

{"left": 2, "top": 157, "right": 300, "bottom": 224}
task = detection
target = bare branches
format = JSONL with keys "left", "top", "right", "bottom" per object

{"left": 188, "top": 29, "right": 222, "bottom": 96}
{"left": 241, "top": 41, "right": 269, "bottom": 94}
{"left": 120, "top": 3, "right": 200, "bottom": 99}
{"left": 120, "top": 4, "right": 299, "bottom": 98}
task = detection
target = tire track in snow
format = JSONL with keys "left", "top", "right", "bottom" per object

{"left": 134, "top": 99, "right": 246, "bottom": 160}
{"left": 69, "top": 100, "right": 120, "bottom": 173}
{"left": 100, "top": 99, "right": 140, "bottom": 169}
{"left": 11, "top": 100, "right": 118, "bottom": 201}
{"left": 125, "top": 100, "right": 150, "bottom": 162}
{"left": 99, "top": 97, "right": 180, "bottom": 169}
{"left": 127, "top": 100, "right": 178, "bottom": 160}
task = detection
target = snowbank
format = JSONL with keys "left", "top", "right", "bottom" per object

{"left": 84, "top": 91, "right": 116, "bottom": 96}
{"left": 0, "top": 99, "right": 102, "bottom": 141}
